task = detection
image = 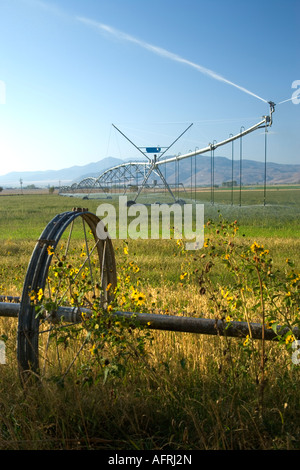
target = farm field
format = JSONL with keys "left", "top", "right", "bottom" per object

{"left": 0, "top": 189, "right": 299, "bottom": 450}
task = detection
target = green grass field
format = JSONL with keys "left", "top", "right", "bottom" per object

{"left": 0, "top": 189, "right": 299, "bottom": 450}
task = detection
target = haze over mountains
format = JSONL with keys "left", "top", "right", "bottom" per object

{"left": 0, "top": 157, "right": 123, "bottom": 187}
{"left": 1, "top": 156, "right": 300, "bottom": 188}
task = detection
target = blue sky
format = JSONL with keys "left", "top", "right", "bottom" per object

{"left": 0, "top": 0, "right": 299, "bottom": 177}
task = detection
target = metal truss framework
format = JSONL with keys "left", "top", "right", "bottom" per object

{"left": 59, "top": 102, "right": 275, "bottom": 203}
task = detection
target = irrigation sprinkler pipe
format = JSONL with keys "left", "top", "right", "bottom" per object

{"left": 1, "top": 301, "right": 298, "bottom": 342}
{"left": 157, "top": 117, "right": 268, "bottom": 166}
{"left": 160, "top": 102, "right": 275, "bottom": 167}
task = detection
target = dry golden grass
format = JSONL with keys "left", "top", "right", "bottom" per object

{"left": 0, "top": 194, "right": 300, "bottom": 449}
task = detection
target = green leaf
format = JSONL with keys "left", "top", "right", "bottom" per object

{"left": 271, "top": 322, "right": 279, "bottom": 334}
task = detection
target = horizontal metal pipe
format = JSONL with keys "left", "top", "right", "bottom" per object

{"left": 1, "top": 301, "right": 299, "bottom": 341}
{"left": 157, "top": 118, "right": 267, "bottom": 166}
{"left": 0, "top": 302, "right": 20, "bottom": 317}
{"left": 112, "top": 310, "right": 300, "bottom": 341}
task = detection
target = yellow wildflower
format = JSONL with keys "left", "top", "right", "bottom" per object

{"left": 132, "top": 291, "right": 146, "bottom": 306}
{"left": 29, "top": 290, "right": 36, "bottom": 301}
{"left": 286, "top": 334, "right": 294, "bottom": 344}
{"left": 47, "top": 245, "right": 54, "bottom": 256}
{"left": 37, "top": 288, "right": 43, "bottom": 301}
{"left": 250, "top": 241, "right": 261, "bottom": 252}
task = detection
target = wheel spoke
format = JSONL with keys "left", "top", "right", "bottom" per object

{"left": 82, "top": 218, "right": 95, "bottom": 297}
{"left": 55, "top": 238, "right": 101, "bottom": 307}
{"left": 17, "top": 211, "right": 117, "bottom": 382}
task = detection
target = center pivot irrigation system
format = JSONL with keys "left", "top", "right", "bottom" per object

{"left": 59, "top": 102, "right": 276, "bottom": 205}
{"left": 1, "top": 200, "right": 299, "bottom": 384}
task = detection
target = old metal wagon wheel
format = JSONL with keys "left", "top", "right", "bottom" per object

{"left": 17, "top": 209, "right": 116, "bottom": 382}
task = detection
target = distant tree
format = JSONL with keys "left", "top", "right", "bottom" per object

{"left": 0, "top": 187, "right": 3, "bottom": 192}
{"left": 48, "top": 186, "right": 55, "bottom": 194}
{"left": 222, "top": 180, "right": 237, "bottom": 187}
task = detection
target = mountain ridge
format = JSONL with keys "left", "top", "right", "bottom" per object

{"left": 1, "top": 155, "right": 300, "bottom": 187}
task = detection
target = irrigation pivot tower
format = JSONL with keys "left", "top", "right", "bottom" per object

{"left": 59, "top": 102, "right": 275, "bottom": 204}
{"left": 111, "top": 122, "right": 194, "bottom": 204}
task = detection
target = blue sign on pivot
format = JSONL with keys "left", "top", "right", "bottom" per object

{"left": 146, "top": 147, "right": 161, "bottom": 153}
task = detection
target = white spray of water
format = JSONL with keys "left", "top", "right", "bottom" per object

{"left": 77, "top": 17, "right": 269, "bottom": 104}
{"left": 277, "top": 96, "right": 296, "bottom": 105}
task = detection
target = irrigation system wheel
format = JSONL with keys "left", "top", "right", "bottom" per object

{"left": 17, "top": 209, "right": 117, "bottom": 382}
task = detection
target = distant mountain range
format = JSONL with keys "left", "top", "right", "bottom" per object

{"left": 1, "top": 155, "right": 300, "bottom": 188}
{"left": 166, "top": 156, "right": 300, "bottom": 186}
{"left": 0, "top": 157, "right": 124, "bottom": 187}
